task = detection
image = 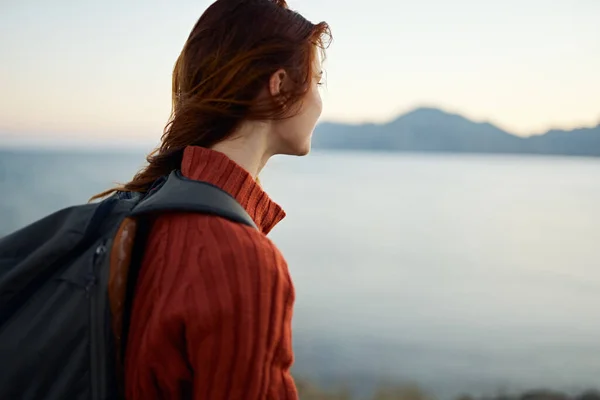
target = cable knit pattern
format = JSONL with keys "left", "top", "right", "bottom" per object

{"left": 124, "top": 146, "right": 296, "bottom": 400}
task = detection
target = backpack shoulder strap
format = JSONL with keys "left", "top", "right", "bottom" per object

{"left": 116, "top": 171, "right": 257, "bottom": 368}
{"left": 130, "top": 170, "right": 257, "bottom": 230}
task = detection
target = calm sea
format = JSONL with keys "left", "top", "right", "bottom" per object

{"left": 1, "top": 149, "right": 600, "bottom": 397}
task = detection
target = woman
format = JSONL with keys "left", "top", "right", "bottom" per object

{"left": 95, "top": 0, "right": 330, "bottom": 399}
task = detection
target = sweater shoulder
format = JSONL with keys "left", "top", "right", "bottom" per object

{"left": 150, "top": 212, "right": 287, "bottom": 270}
{"left": 150, "top": 213, "right": 293, "bottom": 307}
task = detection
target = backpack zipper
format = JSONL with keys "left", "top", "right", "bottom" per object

{"left": 90, "top": 243, "right": 108, "bottom": 400}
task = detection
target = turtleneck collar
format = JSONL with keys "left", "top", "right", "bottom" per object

{"left": 180, "top": 146, "right": 285, "bottom": 235}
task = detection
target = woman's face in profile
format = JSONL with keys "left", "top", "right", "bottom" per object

{"left": 271, "top": 53, "right": 324, "bottom": 157}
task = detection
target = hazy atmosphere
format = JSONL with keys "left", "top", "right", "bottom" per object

{"left": 1, "top": 0, "right": 599, "bottom": 147}
{"left": 1, "top": 1, "right": 599, "bottom": 399}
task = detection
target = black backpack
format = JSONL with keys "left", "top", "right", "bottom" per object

{"left": 0, "top": 170, "right": 257, "bottom": 400}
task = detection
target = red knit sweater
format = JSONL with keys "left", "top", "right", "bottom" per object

{"left": 124, "top": 146, "right": 297, "bottom": 400}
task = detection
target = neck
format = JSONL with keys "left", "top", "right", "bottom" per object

{"left": 210, "top": 120, "right": 273, "bottom": 178}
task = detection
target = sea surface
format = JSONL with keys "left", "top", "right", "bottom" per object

{"left": 1, "top": 149, "right": 600, "bottom": 397}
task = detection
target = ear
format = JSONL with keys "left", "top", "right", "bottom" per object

{"left": 268, "top": 68, "right": 287, "bottom": 99}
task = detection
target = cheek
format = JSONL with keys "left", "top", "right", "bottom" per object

{"left": 315, "top": 86, "right": 323, "bottom": 116}
{"left": 283, "top": 87, "right": 322, "bottom": 138}
{"left": 308, "top": 86, "right": 323, "bottom": 124}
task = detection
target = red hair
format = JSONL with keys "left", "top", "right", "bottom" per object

{"left": 93, "top": 0, "right": 331, "bottom": 199}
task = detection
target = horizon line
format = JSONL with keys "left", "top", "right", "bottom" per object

{"left": 1, "top": 105, "right": 599, "bottom": 149}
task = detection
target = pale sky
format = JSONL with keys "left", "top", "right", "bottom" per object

{"left": 1, "top": 0, "right": 599, "bottom": 146}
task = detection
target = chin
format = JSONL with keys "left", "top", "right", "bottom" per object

{"left": 293, "top": 139, "right": 312, "bottom": 156}
{"left": 279, "top": 137, "right": 312, "bottom": 157}
{"left": 296, "top": 144, "right": 311, "bottom": 156}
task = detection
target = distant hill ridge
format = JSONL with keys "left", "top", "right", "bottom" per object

{"left": 312, "top": 107, "right": 600, "bottom": 157}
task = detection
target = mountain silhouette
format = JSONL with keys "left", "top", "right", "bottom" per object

{"left": 312, "top": 107, "right": 600, "bottom": 157}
